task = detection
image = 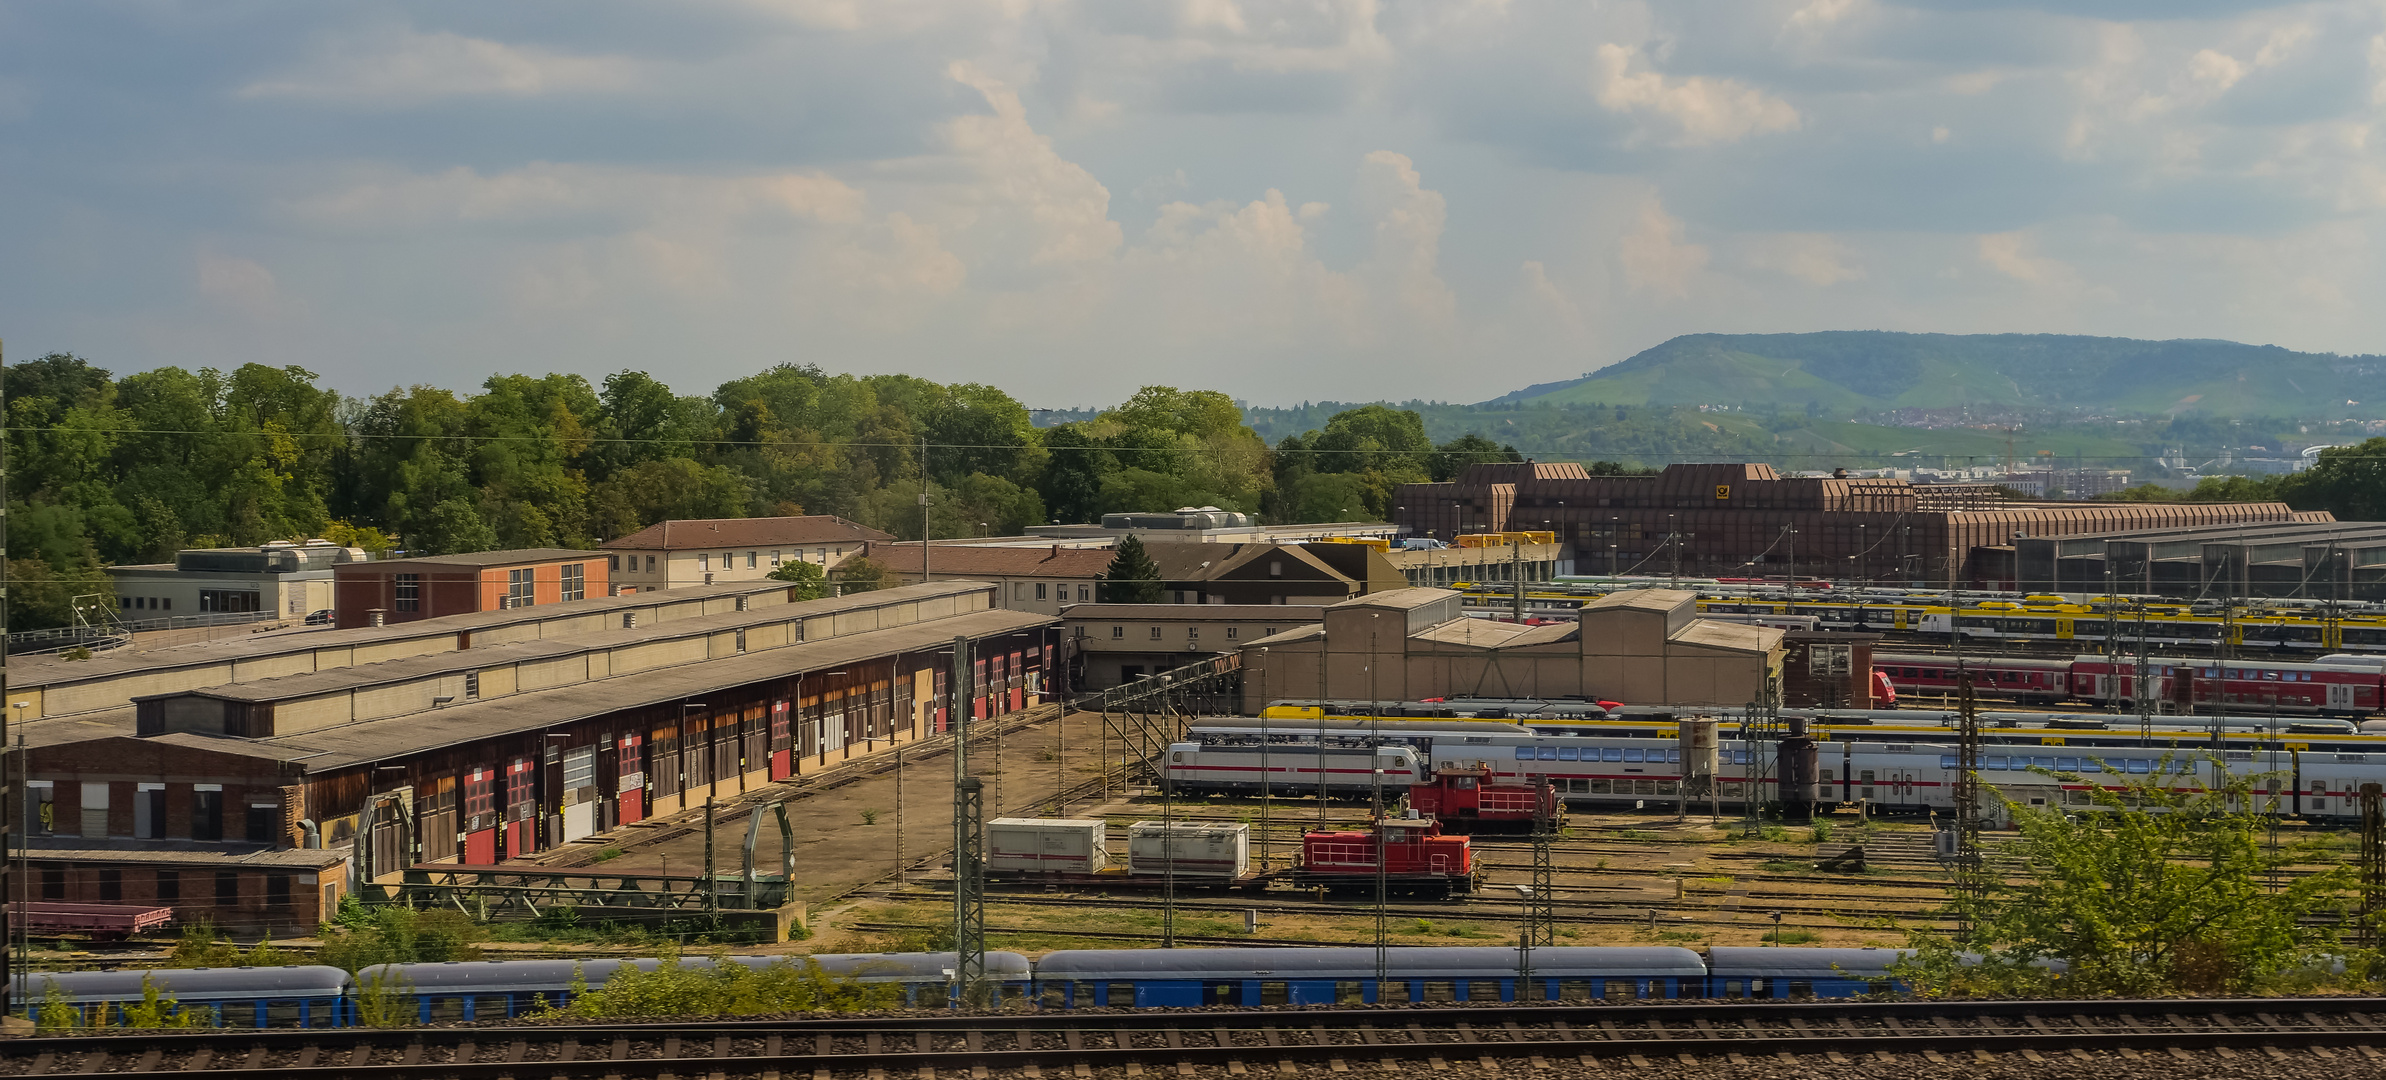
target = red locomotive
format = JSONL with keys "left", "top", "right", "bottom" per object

{"left": 1293, "top": 817, "right": 1477, "bottom": 897}
{"left": 1407, "top": 764, "right": 1562, "bottom": 834}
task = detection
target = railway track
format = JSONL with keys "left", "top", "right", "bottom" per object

{"left": 8, "top": 997, "right": 2383, "bottom": 1077}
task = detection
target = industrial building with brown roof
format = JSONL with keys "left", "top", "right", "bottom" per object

{"left": 601, "top": 516, "right": 894, "bottom": 591}
{"left": 863, "top": 543, "right": 1117, "bottom": 616}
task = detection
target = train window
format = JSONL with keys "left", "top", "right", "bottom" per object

{"left": 1589, "top": 779, "right": 1612, "bottom": 794}
{"left": 1336, "top": 981, "right": 1367, "bottom": 1004}
{"left": 1557, "top": 748, "right": 1579, "bottom": 761}
{"left": 2080, "top": 760, "right": 2103, "bottom": 773}
{"left": 429, "top": 995, "right": 466, "bottom": 1022}
{"left": 265, "top": 1000, "right": 301, "bottom": 1027}
{"left": 1041, "top": 984, "right": 1066, "bottom": 1008}
{"left": 1722, "top": 980, "right": 1745, "bottom": 999}
{"left": 1559, "top": 980, "right": 1593, "bottom": 1001}
{"left": 477, "top": 996, "right": 511, "bottom": 1020}
{"left": 1858, "top": 770, "right": 1875, "bottom": 783}
{"left": 1538, "top": 747, "right": 1559, "bottom": 761}
{"left": 1107, "top": 983, "right": 1136, "bottom": 1007}
{"left": 1421, "top": 981, "right": 1457, "bottom": 1002}
{"left": 1623, "top": 749, "right": 1644, "bottom": 763}
{"left": 1604, "top": 981, "right": 1637, "bottom": 1002}
{"left": 1788, "top": 981, "right": 1816, "bottom": 1000}
{"left": 1466, "top": 980, "right": 1500, "bottom": 1002}
{"left": 1668, "top": 749, "right": 1681, "bottom": 763}
{"left": 1380, "top": 981, "right": 1411, "bottom": 1003}
{"left": 1073, "top": 982, "right": 1093, "bottom": 1007}
{"left": 2067, "top": 790, "right": 2092, "bottom": 806}
{"left": 1940, "top": 755, "right": 1958, "bottom": 769}
{"left": 1206, "top": 983, "right": 1237, "bottom": 1006}
{"left": 1603, "top": 748, "right": 1625, "bottom": 762}
{"left": 1515, "top": 747, "right": 1534, "bottom": 760}
{"left": 2034, "top": 757, "right": 2057, "bottom": 770}
{"left": 305, "top": 998, "right": 338, "bottom": 1027}
{"left": 2127, "top": 760, "right": 2152, "bottom": 774}
{"left": 2057, "top": 758, "right": 2080, "bottom": 771}
{"left": 1984, "top": 756, "right": 2008, "bottom": 770}
{"left": 1656, "top": 780, "right": 1678, "bottom": 796}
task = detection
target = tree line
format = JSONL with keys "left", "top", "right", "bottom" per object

{"left": 3, "top": 355, "right": 1526, "bottom": 631}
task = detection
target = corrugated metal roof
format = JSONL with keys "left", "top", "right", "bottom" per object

{"left": 18, "top": 576, "right": 987, "bottom": 696}
{"left": 24, "top": 847, "right": 348, "bottom": 869}
{"left": 14, "top": 578, "right": 805, "bottom": 689}
{"left": 1671, "top": 620, "right": 1781, "bottom": 654}
{"left": 254, "top": 608, "right": 1053, "bottom": 770}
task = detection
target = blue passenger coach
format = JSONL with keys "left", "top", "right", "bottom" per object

{"left": 1703, "top": 947, "right": 1914, "bottom": 999}
{"left": 1033, "top": 947, "right": 1707, "bottom": 1008}
{"left": 13, "top": 965, "right": 352, "bottom": 1028}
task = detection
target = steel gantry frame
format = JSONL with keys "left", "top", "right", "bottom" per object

{"left": 1094, "top": 654, "right": 1241, "bottom": 789}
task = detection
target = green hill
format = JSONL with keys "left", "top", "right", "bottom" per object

{"left": 1497, "top": 332, "right": 2386, "bottom": 418}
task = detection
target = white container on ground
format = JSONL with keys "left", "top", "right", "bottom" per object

{"left": 986, "top": 818, "right": 1109, "bottom": 875}
{"left": 1127, "top": 821, "right": 1251, "bottom": 879}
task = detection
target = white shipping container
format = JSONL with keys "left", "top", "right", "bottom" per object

{"left": 1127, "top": 821, "right": 1251, "bottom": 879}
{"left": 987, "top": 818, "right": 1109, "bottom": 875}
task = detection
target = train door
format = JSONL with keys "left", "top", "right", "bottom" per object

{"left": 2328, "top": 682, "right": 2356, "bottom": 714}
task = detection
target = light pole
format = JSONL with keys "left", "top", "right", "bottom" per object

{"left": 1511, "top": 884, "right": 1535, "bottom": 999}
{"left": 1769, "top": 910, "right": 1784, "bottom": 945}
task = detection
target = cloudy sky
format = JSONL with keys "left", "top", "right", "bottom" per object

{"left": 4, "top": 1, "right": 2384, "bottom": 406}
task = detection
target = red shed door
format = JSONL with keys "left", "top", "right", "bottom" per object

{"left": 769, "top": 701, "right": 792, "bottom": 779}
{"left": 617, "top": 734, "right": 645, "bottom": 823}
{"left": 464, "top": 828, "right": 497, "bottom": 866}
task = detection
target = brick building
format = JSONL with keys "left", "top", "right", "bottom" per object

{"left": 333, "top": 549, "right": 609, "bottom": 629}
{"left": 25, "top": 849, "right": 349, "bottom": 936}
{"left": 1394, "top": 462, "right": 2320, "bottom": 588}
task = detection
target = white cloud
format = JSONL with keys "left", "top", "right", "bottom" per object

{"left": 1592, "top": 43, "right": 1800, "bottom": 146}
{"left": 1976, "top": 231, "right": 2071, "bottom": 286}
{"left": 238, "top": 29, "right": 640, "bottom": 104}
{"left": 1618, "top": 197, "right": 1707, "bottom": 298}
{"left": 1745, "top": 233, "right": 1863, "bottom": 287}
{"left": 195, "top": 254, "right": 283, "bottom": 319}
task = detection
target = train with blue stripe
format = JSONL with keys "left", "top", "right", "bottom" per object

{"left": 12, "top": 946, "right": 1922, "bottom": 1027}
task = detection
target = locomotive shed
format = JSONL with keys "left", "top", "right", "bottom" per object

{"left": 3, "top": 997, "right": 2381, "bottom": 1079}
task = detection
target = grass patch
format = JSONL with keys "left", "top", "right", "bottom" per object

{"left": 1764, "top": 929, "right": 1822, "bottom": 945}
{"left": 1757, "top": 860, "right": 1809, "bottom": 873}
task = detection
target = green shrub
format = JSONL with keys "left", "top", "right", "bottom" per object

{"left": 1809, "top": 821, "right": 1835, "bottom": 844}
{"left": 543, "top": 951, "right": 901, "bottom": 1018}
{"left": 315, "top": 902, "right": 485, "bottom": 973}
{"left": 167, "top": 922, "right": 294, "bottom": 969}
{"left": 1766, "top": 929, "right": 1821, "bottom": 945}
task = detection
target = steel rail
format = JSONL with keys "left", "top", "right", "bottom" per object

{"left": 9, "top": 996, "right": 2384, "bottom": 1064}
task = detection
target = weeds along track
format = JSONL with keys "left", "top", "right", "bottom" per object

{"left": 10, "top": 998, "right": 2386, "bottom": 1078}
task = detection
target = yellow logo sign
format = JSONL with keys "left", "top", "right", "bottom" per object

{"left": 1715, "top": 485, "right": 1731, "bottom": 500}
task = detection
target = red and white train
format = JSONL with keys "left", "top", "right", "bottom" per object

{"left": 1874, "top": 652, "right": 2386, "bottom": 717}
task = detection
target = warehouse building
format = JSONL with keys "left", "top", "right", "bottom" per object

{"left": 1238, "top": 587, "right": 1782, "bottom": 710}
{"left": 18, "top": 581, "right": 1058, "bottom": 890}
{"left": 1393, "top": 462, "right": 2323, "bottom": 588}
{"left": 1062, "top": 604, "right": 1326, "bottom": 690}
{"left": 2008, "top": 521, "right": 2386, "bottom": 601}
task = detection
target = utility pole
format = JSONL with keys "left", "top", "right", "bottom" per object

{"left": 2362, "top": 783, "right": 2383, "bottom": 950}
{"left": 920, "top": 438, "right": 931, "bottom": 583}
{"left": 2134, "top": 604, "right": 2153, "bottom": 746}
{"left": 2, "top": 337, "right": 13, "bottom": 1019}
{"left": 949, "top": 636, "right": 985, "bottom": 1008}
{"left": 1511, "top": 540, "right": 1525, "bottom": 623}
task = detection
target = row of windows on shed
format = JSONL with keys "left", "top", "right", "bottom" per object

{"left": 1092, "top": 624, "right": 1280, "bottom": 641}
{"left": 38, "top": 867, "right": 299, "bottom": 906}
{"left": 609, "top": 549, "right": 846, "bottom": 574}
